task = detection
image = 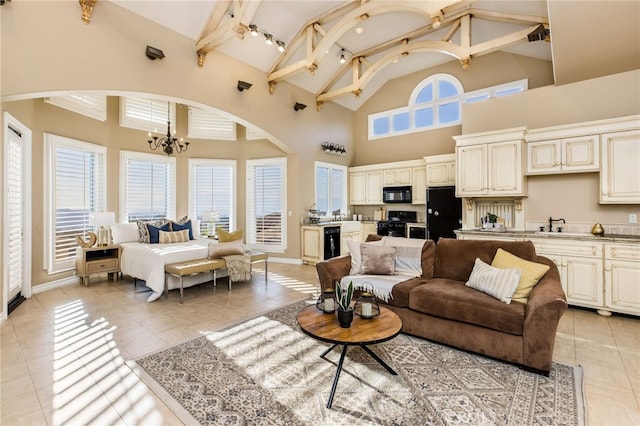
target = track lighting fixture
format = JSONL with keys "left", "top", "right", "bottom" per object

{"left": 145, "top": 45, "right": 165, "bottom": 60}
{"left": 249, "top": 24, "right": 259, "bottom": 36}
{"left": 237, "top": 80, "right": 252, "bottom": 92}
{"left": 294, "top": 102, "right": 307, "bottom": 112}
{"left": 277, "top": 40, "right": 285, "bottom": 52}
{"left": 339, "top": 49, "right": 346, "bottom": 64}
{"left": 264, "top": 33, "right": 274, "bottom": 45}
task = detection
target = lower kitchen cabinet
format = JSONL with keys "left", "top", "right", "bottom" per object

{"left": 604, "top": 243, "right": 640, "bottom": 316}
{"left": 301, "top": 226, "right": 322, "bottom": 265}
{"left": 361, "top": 222, "right": 378, "bottom": 241}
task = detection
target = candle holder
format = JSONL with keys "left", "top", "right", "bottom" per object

{"left": 354, "top": 291, "right": 380, "bottom": 319}
{"left": 316, "top": 288, "right": 337, "bottom": 313}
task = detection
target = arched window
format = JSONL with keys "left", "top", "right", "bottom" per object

{"left": 369, "top": 73, "right": 463, "bottom": 139}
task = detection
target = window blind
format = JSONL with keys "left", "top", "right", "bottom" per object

{"left": 120, "top": 97, "right": 175, "bottom": 133}
{"left": 190, "top": 160, "right": 236, "bottom": 235}
{"left": 247, "top": 159, "right": 286, "bottom": 250}
{"left": 7, "top": 132, "right": 23, "bottom": 293}
{"left": 47, "top": 136, "right": 106, "bottom": 272}
{"left": 125, "top": 158, "right": 174, "bottom": 222}
{"left": 45, "top": 95, "right": 107, "bottom": 121}
{"left": 188, "top": 107, "right": 236, "bottom": 140}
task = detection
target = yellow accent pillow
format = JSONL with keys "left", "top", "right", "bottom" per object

{"left": 491, "top": 248, "right": 550, "bottom": 304}
{"left": 217, "top": 228, "right": 243, "bottom": 243}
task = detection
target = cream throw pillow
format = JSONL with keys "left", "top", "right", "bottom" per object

{"left": 361, "top": 244, "right": 396, "bottom": 275}
{"left": 158, "top": 229, "right": 190, "bottom": 244}
{"left": 346, "top": 239, "right": 384, "bottom": 275}
{"left": 491, "top": 248, "right": 550, "bottom": 304}
{"left": 208, "top": 240, "right": 244, "bottom": 259}
{"left": 466, "top": 258, "right": 521, "bottom": 304}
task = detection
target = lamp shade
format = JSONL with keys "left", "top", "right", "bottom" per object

{"left": 90, "top": 212, "right": 115, "bottom": 227}
{"left": 202, "top": 211, "right": 220, "bottom": 222}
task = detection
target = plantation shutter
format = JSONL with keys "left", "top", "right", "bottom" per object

{"left": 247, "top": 159, "right": 286, "bottom": 250}
{"left": 191, "top": 161, "right": 235, "bottom": 235}
{"left": 50, "top": 139, "right": 106, "bottom": 272}
{"left": 120, "top": 97, "right": 175, "bottom": 133}
{"left": 45, "top": 95, "right": 107, "bottom": 121}
{"left": 188, "top": 108, "right": 236, "bottom": 140}
{"left": 7, "top": 128, "right": 23, "bottom": 294}
{"left": 125, "top": 158, "right": 174, "bottom": 222}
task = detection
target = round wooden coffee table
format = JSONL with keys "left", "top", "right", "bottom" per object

{"left": 297, "top": 305, "right": 402, "bottom": 408}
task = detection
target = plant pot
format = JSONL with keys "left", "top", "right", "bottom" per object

{"left": 337, "top": 309, "right": 354, "bottom": 328}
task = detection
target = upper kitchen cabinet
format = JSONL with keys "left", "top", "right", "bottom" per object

{"left": 454, "top": 127, "right": 527, "bottom": 197}
{"left": 349, "top": 160, "right": 424, "bottom": 205}
{"left": 526, "top": 135, "right": 600, "bottom": 174}
{"left": 601, "top": 128, "right": 640, "bottom": 204}
{"left": 349, "top": 170, "right": 382, "bottom": 205}
{"left": 383, "top": 168, "right": 412, "bottom": 186}
{"left": 412, "top": 166, "right": 427, "bottom": 204}
{"left": 425, "top": 154, "right": 456, "bottom": 187}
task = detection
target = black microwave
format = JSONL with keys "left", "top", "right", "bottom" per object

{"left": 382, "top": 186, "right": 412, "bottom": 203}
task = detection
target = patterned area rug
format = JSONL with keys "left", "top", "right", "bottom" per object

{"left": 128, "top": 300, "right": 585, "bottom": 425}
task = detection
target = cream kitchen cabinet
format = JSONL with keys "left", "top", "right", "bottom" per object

{"left": 412, "top": 167, "right": 426, "bottom": 204}
{"left": 349, "top": 170, "right": 383, "bottom": 205}
{"left": 604, "top": 243, "right": 640, "bottom": 316}
{"left": 600, "top": 129, "right": 640, "bottom": 204}
{"left": 526, "top": 135, "right": 600, "bottom": 175}
{"left": 361, "top": 222, "right": 378, "bottom": 240}
{"left": 454, "top": 127, "right": 526, "bottom": 197}
{"left": 301, "top": 226, "right": 323, "bottom": 265}
{"left": 383, "top": 168, "right": 412, "bottom": 186}
{"left": 531, "top": 239, "right": 604, "bottom": 310}
{"left": 340, "top": 221, "right": 361, "bottom": 255}
{"left": 425, "top": 154, "right": 455, "bottom": 187}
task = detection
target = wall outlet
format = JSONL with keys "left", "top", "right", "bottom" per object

{"left": 629, "top": 213, "right": 638, "bottom": 224}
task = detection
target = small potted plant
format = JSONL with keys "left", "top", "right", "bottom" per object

{"left": 335, "top": 280, "right": 354, "bottom": 328}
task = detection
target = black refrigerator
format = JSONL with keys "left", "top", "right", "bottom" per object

{"left": 426, "top": 186, "right": 462, "bottom": 242}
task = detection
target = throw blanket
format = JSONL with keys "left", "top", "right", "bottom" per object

{"left": 224, "top": 254, "right": 251, "bottom": 282}
{"left": 340, "top": 274, "right": 410, "bottom": 303}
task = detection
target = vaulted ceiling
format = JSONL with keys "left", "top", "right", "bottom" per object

{"left": 102, "top": 0, "right": 639, "bottom": 111}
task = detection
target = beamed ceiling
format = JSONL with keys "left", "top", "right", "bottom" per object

{"left": 99, "top": 0, "right": 639, "bottom": 111}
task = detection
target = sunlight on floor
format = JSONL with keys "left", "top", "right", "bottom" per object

{"left": 260, "top": 268, "right": 320, "bottom": 295}
{"left": 52, "top": 300, "right": 170, "bottom": 425}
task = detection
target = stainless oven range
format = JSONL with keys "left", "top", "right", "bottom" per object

{"left": 377, "top": 210, "right": 417, "bottom": 238}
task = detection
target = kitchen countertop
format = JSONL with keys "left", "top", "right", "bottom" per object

{"left": 455, "top": 229, "right": 640, "bottom": 244}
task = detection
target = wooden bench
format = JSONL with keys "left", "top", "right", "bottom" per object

{"left": 164, "top": 252, "right": 268, "bottom": 303}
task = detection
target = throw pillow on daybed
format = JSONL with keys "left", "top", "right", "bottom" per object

{"left": 361, "top": 244, "right": 397, "bottom": 275}
{"left": 466, "top": 258, "right": 521, "bottom": 304}
{"left": 147, "top": 222, "right": 171, "bottom": 244}
{"left": 208, "top": 239, "right": 244, "bottom": 259}
{"left": 491, "top": 248, "right": 550, "bottom": 304}
{"left": 137, "top": 218, "right": 170, "bottom": 243}
{"left": 218, "top": 228, "right": 243, "bottom": 242}
{"left": 346, "top": 239, "right": 384, "bottom": 275}
{"left": 170, "top": 220, "right": 194, "bottom": 240}
{"left": 159, "top": 229, "right": 190, "bottom": 244}
{"left": 111, "top": 223, "right": 139, "bottom": 244}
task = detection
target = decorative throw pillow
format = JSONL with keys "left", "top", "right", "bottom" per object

{"left": 491, "top": 248, "right": 550, "bottom": 304}
{"left": 465, "top": 258, "right": 521, "bottom": 304}
{"left": 208, "top": 240, "right": 245, "bottom": 259}
{"left": 218, "top": 228, "right": 243, "bottom": 242}
{"left": 147, "top": 222, "right": 171, "bottom": 244}
{"left": 382, "top": 236, "right": 425, "bottom": 276}
{"left": 111, "top": 223, "right": 139, "bottom": 244}
{"left": 171, "top": 220, "right": 193, "bottom": 240}
{"left": 191, "top": 218, "right": 201, "bottom": 239}
{"left": 361, "top": 244, "right": 396, "bottom": 275}
{"left": 137, "top": 218, "right": 169, "bottom": 243}
{"left": 347, "top": 239, "right": 384, "bottom": 275}
{"left": 159, "top": 229, "right": 190, "bottom": 244}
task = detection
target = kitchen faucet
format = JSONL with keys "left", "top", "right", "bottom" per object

{"left": 548, "top": 217, "right": 566, "bottom": 232}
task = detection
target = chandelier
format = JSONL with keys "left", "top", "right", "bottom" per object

{"left": 147, "top": 102, "right": 190, "bottom": 155}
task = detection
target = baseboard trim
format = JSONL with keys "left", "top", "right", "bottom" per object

{"left": 32, "top": 276, "right": 81, "bottom": 293}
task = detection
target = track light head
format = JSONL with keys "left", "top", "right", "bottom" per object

{"left": 264, "top": 33, "right": 274, "bottom": 45}
{"left": 249, "top": 24, "right": 259, "bottom": 36}
{"left": 145, "top": 45, "right": 165, "bottom": 60}
{"left": 294, "top": 102, "right": 307, "bottom": 112}
{"left": 237, "top": 80, "right": 253, "bottom": 92}
{"left": 339, "top": 48, "right": 346, "bottom": 64}
{"left": 277, "top": 40, "right": 285, "bottom": 52}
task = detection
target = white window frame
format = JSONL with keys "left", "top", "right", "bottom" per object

{"left": 44, "top": 133, "right": 106, "bottom": 273}
{"left": 315, "top": 161, "right": 347, "bottom": 218}
{"left": 119, "top": 150, "right": 176, "bottom": 223}
{"left": 119, "top": 97, "right": 176, "bottom": 133}
{"left": 45, "top": 95, "right": 108, "bottom": 121}
{"left": 246, "top": 157, "right": 287, "bottom": 252}
{"left": 463, "top": 79, "right": 528, "bottom": 104}
{"left": 187, "top": 107, "right": 237, "bottom": 140}
{"left": 188, "top": 158, "right": 237, "bottom": 236}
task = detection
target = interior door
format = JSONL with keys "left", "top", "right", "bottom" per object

{"left": 4, "top": 113, "right": 32, "bottom": 314}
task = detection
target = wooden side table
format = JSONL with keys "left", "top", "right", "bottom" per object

{"left": 76, "top": 245, "right": 121, "bottom": 286}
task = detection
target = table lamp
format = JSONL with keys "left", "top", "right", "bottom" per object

{"left": 90, "top": 212, "right": 115, "bottom": 247}
{"left": 202, "top": 211, "right": 220, "bottom": 238}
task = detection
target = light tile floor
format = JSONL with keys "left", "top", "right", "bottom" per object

{"left": 1, "top": 262, "right": 639, "bottom": 425}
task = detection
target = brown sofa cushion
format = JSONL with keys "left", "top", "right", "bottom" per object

{"left": 408, "top": 278, "right": 525, "bottom": 336}
{"left": 433, "top": 238, "right": 537, "bottom": 282}
{"left": 381, "top": 277, "right": 427, "bottom": 308}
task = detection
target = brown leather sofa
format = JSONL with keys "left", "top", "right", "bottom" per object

{"left": 316, "top": 238, "right": 567, "bottom": 374}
